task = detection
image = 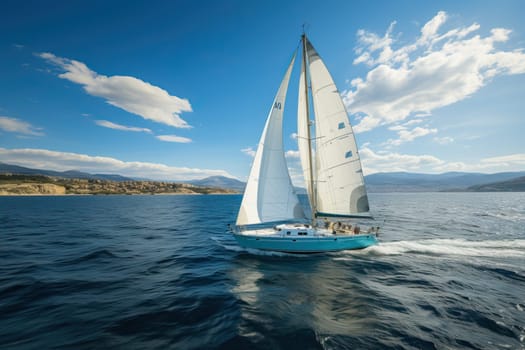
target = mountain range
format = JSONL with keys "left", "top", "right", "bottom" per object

{"left": 187, "top": 176, "right": 245, "bottom": 192}
{"left": 0, "top": 163, "right": 134, "bottom": 182}
{"left": 1, "top": 162, "right": 524, "bottom": 192}
{"left": 464, "top": 176, "right": 525, "bottom": 192}
{"left": 364, "top": 171, "right": 525, "bottom": 192}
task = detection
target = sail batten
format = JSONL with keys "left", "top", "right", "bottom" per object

{"left": 236, "top": 53, "right": 305, "bottom": 226}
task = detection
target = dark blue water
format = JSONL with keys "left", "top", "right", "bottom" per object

{"left": 1, "top": 193, "right": 524, "bottom": 349}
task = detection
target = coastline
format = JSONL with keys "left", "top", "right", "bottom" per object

{"left": 0, "top": 192, "right": 240, "bottom": 196}
{"left": 0, "top": 180, "right": 239, "bottom": 196}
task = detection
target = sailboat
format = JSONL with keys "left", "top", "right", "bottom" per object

{"left": 232, "top": 34, "right": 379, "bottom": 253}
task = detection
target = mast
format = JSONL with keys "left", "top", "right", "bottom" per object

{"left": 302, "top": 34, "right": 317, "bottom": 226}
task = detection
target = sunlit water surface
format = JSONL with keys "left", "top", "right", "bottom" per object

{"left": 1, "top": 193, "right": 524, "bottom": 349}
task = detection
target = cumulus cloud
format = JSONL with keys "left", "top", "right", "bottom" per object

{"left": 360, "top": 145, "right": 525, "bottom": 174}
{"left": 287, "top": 165, "right": 306, "bottom": 188}
{"left": 39, "top": 53, "right": 192, "bottom": 128}
{"left": 241, "top": 147, "right": 256, "bottom": 157}
{"left": 359, "top": 145, "right": 444, "bottom": 174}
{"left": 433, "top": 136, "right": 454, "bottom": 145}
{"left": 285, "top": 150, "right": 300, "bottom": 158}
{"left": 0, "top": 147, "right": 233, "bottom": 181}
{"left": 0, "top": 116, "right": 44, "bottom": 136}
{"left": 433, "top": 154, "right": 525, "bottom": 173}
{"left": 155, "top": 134, "right": 192, "bottom": 143}
{"left": 95, "top": 120, "right": 152, "bottom": 133}
{"left": 345, "top": 11, "right": 525, "bottom": 133}
{"left": 480, "top": 153, "right": 525, "bottom": 167}
{"left": 386, "top": 126, "right": 438, "bottom": 146}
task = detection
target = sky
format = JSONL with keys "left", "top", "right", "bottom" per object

{"left": 1, "top": 0, "right": 524, "bottom": 185}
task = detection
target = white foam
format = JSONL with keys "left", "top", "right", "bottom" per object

{"left": 214, "top": 236, "right": 525, "bottom": 259}
{"left": 361, "top": 238, "right": 525, "bottom": 258}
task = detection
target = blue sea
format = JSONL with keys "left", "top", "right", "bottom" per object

{"left": 1, "top": 193, "right": 524, "bottom": 349}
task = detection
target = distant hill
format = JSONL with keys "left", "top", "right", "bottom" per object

{"left": 364, "top": 171, "right": 525, "bottom": 192}
{"left": 0, "top": 162, "right": 134, "bottom": 181}
{"left": 188, "top": 176, "right": 245, "bottom": 192}
{"left": 466, "top": 176, "right": 525, "bottom": 192}
{"left": 2, "top": 162, "right": 524, "bottom": 192}
{"left": 0, "top": 162, "right": 244, "bottom": 190}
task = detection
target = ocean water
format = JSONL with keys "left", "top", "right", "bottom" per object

{"left": 1, "top": 193, "right": 524, "bottom": 349}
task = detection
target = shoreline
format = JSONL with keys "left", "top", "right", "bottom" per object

{"left": 0, "top": 192, "right": 240, "bottom": 196}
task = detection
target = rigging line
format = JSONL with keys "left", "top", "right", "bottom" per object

{"left": 295, "top": 37, "right": 302, "bottom": 52}
{"left": 302, "top": 22, "right": 310, "bottom": 35}
{"left": 317, "top": 157, "right": 362, "bottom": 170}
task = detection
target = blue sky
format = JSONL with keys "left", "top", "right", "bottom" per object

{"left": 1, "top": 0, "right": 524, "bottom": 184}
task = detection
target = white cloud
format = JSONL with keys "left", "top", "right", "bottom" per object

{"left": 285, "top": 150, "right": 300, "bottom": 158}
{"left": 155, "top": 134, "right": 192, "bottom": 143}
{"left": 480, "top": 153, "right": 525, "bottom": 167}
{"left": 360, "top": 145, "right": 444, "bottom": 174}
{"left": 0, "top": 116, "right": 44, "bottom": 136}
{"left": 386, "top": 126, "right": 438, "bottom": 146}
{"left": 95, "top": 120, "right": 152, "bottom": 133}
{"left": 285, "top": 150, "right": 306, "bottom": 187}
{"left": 241, "top": 147, "right": 256, "bottom": 157}
{"left": 403, "top": 119, "right": 424, "bottom": 126}
{"left": 360, "top": 144, "right": 525, "bottom": 174}
{"left": 0, "top": 147, "right": 233, "bottom": 181}
{"left": 431, "top": 154, "right": 525, "bottom": 173}
{"left": 287, "top": 164, "right": 306, "bottom": 188}
{"left": 419, "top": 10, "right": 447, "bottom": 45}
{"left": 433, "top": 136, "right": 454, "bottom": 145}
{"left": 345, "top": 11, "right": 525, "bottom": 133}
{"left": 39, "top": 52, "right": 192, "bottom": 128}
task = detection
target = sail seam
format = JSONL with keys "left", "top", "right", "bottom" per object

{"left": 319, "top": 110, "right": 349, "bottom": 119}
{"left": 319, "top": 133, "right": 353, "bottom": 145}
{"left": 317, "top": 159, "right": 361, "bottom": 172}
{"left": 312, "top": 83, "right": 337, "bottom": 95}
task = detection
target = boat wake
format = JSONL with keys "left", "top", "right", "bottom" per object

{"left": 475, "top": 208, "right": 525, "bottom": 222}
{"left": 364, "top": 238, "right": 525, "bottom": 258}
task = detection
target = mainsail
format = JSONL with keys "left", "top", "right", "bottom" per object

{"left": 236, "top": 54, "right": 305, "bottom": 226}
{"left": 302, "top": 37, "right": 370, "bottom": 218}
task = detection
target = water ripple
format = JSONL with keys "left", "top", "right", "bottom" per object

{"left": 0, "top": 193, "right": 524, "bottom": 349}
